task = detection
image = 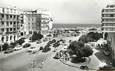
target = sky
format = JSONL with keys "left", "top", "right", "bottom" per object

{"left": 0, "top": 0, "right": 114, "bottom": 24}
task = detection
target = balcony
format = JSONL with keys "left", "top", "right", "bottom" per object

{"left": 102, "top": 26, "right": 115, "bottom": 32}
{"left": 0, "top": 18, "right": 19, "bottom": 21}
{"left": 102, "top": 17, "right": 115, "bottom": 19}
{"left": 5, "top": 31, "right": 17, "bottom": 34}
{"left": 102, "top": 12, "right": 115, "bottom": 14}
{"left": 104, "top": 8, "right": 115, "bottom": 10}
{"left": 102, "top": 21, "right": 115, "bottom": 23}
{"left": 102, "top": 26, "right": 115, "bottom": 28}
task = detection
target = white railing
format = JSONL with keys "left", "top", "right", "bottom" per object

{"left": 102, "top": 17, "right": 115, "bottom": 19}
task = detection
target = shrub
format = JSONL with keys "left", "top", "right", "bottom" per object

{"left": 71, "top": 57, "right": 86, "bottom": 63}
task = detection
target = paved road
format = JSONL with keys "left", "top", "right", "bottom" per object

{"left": 0, "top": 33, "right": 97, "bottom": 71}
{"left": 0, "top": 41, "right": 51, "bottom": 71}
{"left": 0, "top": 50, "right": 31, "bottom": 71}
{"left": 0, "top": 49, "right": 53, "bottom": 71}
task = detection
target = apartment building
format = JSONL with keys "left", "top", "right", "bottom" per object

{"left": 19, "top": 10, "right": 40, "bottom": 36}
{"left": 20, "top": 10, "right": 53, "bottom": 36}
{"left": 0, "top": 7, "right": 53, "bottom": 44}
{"left": 39, "top": 11, "right": 53, "bottom": 35}
{"left": 0, "top": 7, "right": 22, "bottom": 43}
{"left": 101, "top": 4, "right": 115, "bottom": 66}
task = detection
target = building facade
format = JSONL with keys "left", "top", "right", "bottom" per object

{"left": 20, "top": 10, "right": 53, "bottom": 36}
{"left": 19, "top": 10, "right": 41, "bottom": 36}
{"left": 0, "top": 7, "right": 22, "bottom": 43}
{"left": 0, "top": 7, "right": 53, "bottom": 44}
{"left": 39, "top": 11, "right": 53, "bottom": 35}
{"left": 101, "top": 4, "right": 115, "bottom": 66}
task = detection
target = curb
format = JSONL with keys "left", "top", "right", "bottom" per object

{"left": 59, "top": 59, "right": 98, "bottom": 71}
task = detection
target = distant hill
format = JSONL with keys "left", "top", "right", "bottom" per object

{"left": 53, "top": 24, "right": 101, "bottom": 29}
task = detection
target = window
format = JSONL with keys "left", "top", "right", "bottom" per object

{"left": 1, "top": 28, "right": 4, "bottom": 32}
{"left": 6, "top": 28, "right": 9, "bottom": 32}
{"left": 10, "top": 28, "right": 12, "bottom": 31}
{"left": 7, "top": 22, "right": 9, "bottom": 26}
{"left": 2, "top": 22, "right": 4, "bottom": 25}
{"left": 14, "top": 22, "right": 16, "bottom": 24}
{"left": 10, "top": 15, "right": 12, "bottom": 18}
{"left": 14, "top": 35, "right": 16, "bottom": 41}
{"left": 10, "top": 22, "right": 12, "bottom": 25}
{"left": 1, "top": 14, "right": 4, "bottom": 18}
{"left": 6, "top": 15, "right": 9, "bottom": 19}
{"left": 6, "top": 36, "right": 8, "bottom": 41}
{"left": 110, "top": 14, "right": 114, "bottom": 17}
{"left": 1, "top": 37, "right": 4, "bottom": 42}
{"left": 14, "top": 28, "right": 16, "bottom": 31}
{"left": 14, "top": 15, "right": 16, "bottom": 19}
{"left": 10, "top": 36, "right": 12, "bottom": 40}
{"left": 17, "top": 15, "right": 19, "bottom": 19}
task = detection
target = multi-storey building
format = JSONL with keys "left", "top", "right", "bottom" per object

{"left": 0, "top": 7, "right": 22, "bottom": 43}
{"left": 101, "top": 4, "right": 115, "bottom": 66}
{"left": 0, "top": 7, "right": 53, "bottom": 44}
{"left": 19, "top": 10, "right": 53, "bottom": 36}
{"left": 19, "top": 10, "right": 41, "bottom": 36}
{"left": 38, "top": 10, "right": 53, "bottom": 35}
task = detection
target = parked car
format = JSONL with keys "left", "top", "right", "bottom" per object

{"left": 4, "top": 48, "right": 14, "bottom": 54}
{"left": 53, "top": 52, "right": 62, "bottom": 59}
{"left": 23, "top": 43, "right": 31, "bottom": 48}
{"left": 27, "top": 47, "right": 38, "bottom": 54}
{"left": 53, "top": 42, "right": 60, "bottom": 48}
{"left": 36, "top": 41, "right": 42, "bottom": 44}
{"left": 39, "top": 46, "right": 43, "bottom": 51}
{"left": 43, "top": 38, "right": 48, "bottom": 42}
{"left": 14, "top": 45, "right": 22, "bottom": 51}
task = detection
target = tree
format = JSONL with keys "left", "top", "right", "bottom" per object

{"left": 31, "top": 32, "right": 43, "bottom": 42}
{"left": 78, "top": 35, "right": 93, "bottom": 43}
{"left": 42, "top": 46, "right": 51, "bottom": 52}
{"left": 80, "top": 45, "right": 93, "bottom": 57}
{"left": 2, "top": 43, "right": 9, "bottom": 51}
{"left": 67, "top": 41, "right": 93, "bottom": 63}
{"left": 87, "top": 32, "right": 103, "bottom": 41}
{"left": 9, "top": 42, "right": 17, "bottom": 48}
{"left": 67, "top": 41, "right": 84, "bottom": 55}
{"left": 16, "top": 38, "right": 25, "bottom": 45}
